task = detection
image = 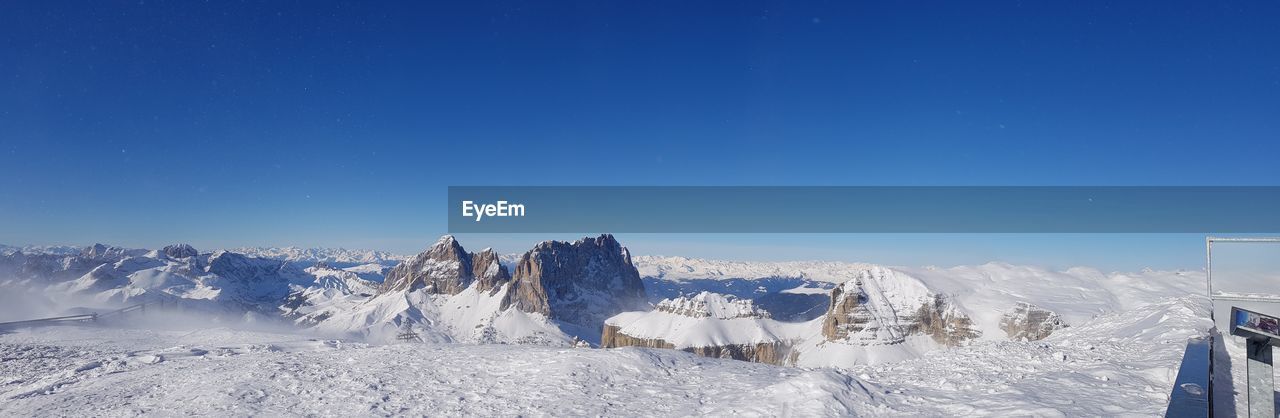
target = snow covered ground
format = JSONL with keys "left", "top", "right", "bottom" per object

{"left": 0, "top": 295, "right": 1214, "bottom": 417}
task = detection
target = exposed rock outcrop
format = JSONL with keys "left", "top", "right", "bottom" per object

{"left": 379, "top": 236, "right": 511, "bottom": 295}
{"left": 999, "top": 302, "right": 1067, "bottom": 341}
{"left": 601, "top": 291, "right": 802, "bottom": 365}
{"left": 913, "top": 294, "right": 981, "bottom": 346}
{"left": 655, "top": 291, "right": 770, "bottom": 319}
{"left": 601, "top": 323, "right": 799, "bottom": 366}
{"left": 822, "top": 271, "right": 979, "bottom": 347}
{"left": 821, "top": 279, "right": 874, "bottom": 342}
{"left": 162, "top": 244, "right": 199, "bottom": 259}
{"left": 470, "top": 247, "right": 509, "bottom": 293}
{"left": 502, "top": 234, "right": 647, "bottom": 334}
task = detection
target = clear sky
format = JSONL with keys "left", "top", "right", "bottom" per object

{"left": 1, "top": 1, "right": 1277, "bottom": 271}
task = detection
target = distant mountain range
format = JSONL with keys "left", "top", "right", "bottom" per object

{"left": 0, "top": 236, "right": 1205, "bottom": 368}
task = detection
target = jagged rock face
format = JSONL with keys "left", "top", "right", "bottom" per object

{"left": 162, "top": 244, "right": 199, "bottom": 259}
{"left": 657, "top": 292, "right": 770, "bottom": 319}
{"left": 206, "top": 251, "right": 295, "bottom": 281}
{"left": 821, "top": 279, "right": 902, "bottom": 343}
{"left": 821, "top": 282, "right": 861, "bottom": 341}
{"left": 1000, "top": 302, "right": 1068, "bottom": 341}
{"left": 470, "top": 248, "right": 510, "bottom": 293}
{"left": 600, "top": 324, "right": 797, "bottom": 366}
{"left": 379, "top": 236, "right": 511, "bottom": 295}
{"left": 821, "top": 273, "right": 978, "bottom": 347}
{"left": 913, "top": 294, "right": 981, "bottom": 346}
{"left": 503, "top": 234, "right": 647, "bottom": 331}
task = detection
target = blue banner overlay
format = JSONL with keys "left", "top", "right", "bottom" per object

{"left": 447, "top": 186, "right": 1280, "bottom": 233}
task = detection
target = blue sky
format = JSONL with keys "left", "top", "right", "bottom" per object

{"left": 1, "top": 1, "right": 1277, "bottom": 270}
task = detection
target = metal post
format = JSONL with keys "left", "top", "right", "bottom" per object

{"left": 1246, "top": 338, "right": 1274, "bottom": 418}
{"left": 1206, "top": 237, "right": 1215, "bottom": 416}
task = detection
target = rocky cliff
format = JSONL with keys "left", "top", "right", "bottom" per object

{"left": 161, "top": 244, "right": 199, "bottom": 260}
{"left": 913, "top": 294, "right": 981, "bottom": 346}
{"left": 821, "top": 269, "right": 979, "bottom": 347}
{"left": 379, "top": 236, "right": 510, "bottom": 295}
{"left": 502, "top": 234, "right": 647, "bottom": 335}
{"left": 999, "top": 302, "right": 1068, "bottom": 341}
{"left": 601, "top": 323, "right": 799, "bottom": 366}
{"left": 601, "top": 292, "right": 802, "bottom": 365}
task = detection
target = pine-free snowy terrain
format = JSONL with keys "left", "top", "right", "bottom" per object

{"left": 0, "top": 239, "right": 1234, "bottom": 416}
{"left": 0, "top": 295, "right": 1208, "bottom": 417}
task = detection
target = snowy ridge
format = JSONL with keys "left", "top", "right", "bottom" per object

{"left": 615, "top": 258, "right": 1206, "bottom": 367}
{"left": 229, "top": 246, "right": 407, "bottom": 266}
{"left": 311, "top": 282, "right": 571, "bottom": 345}
{"left": 0, "top": 244, "right": 85, "bottom": 256}
{"left": 303, "top": 264, "right": 379, "bottom": 295}
{"left": 639, "top": 257, "right": 1205, "bottom": 341}
{"left": 897, "top": 262, "right": 1205, "bottom": 342}
{"left": 634, "top": 255, "right": 880, "bottom": 283}
{"left": 655, "top": 291, "right": 769, "bottom": 319}
{"left": 606, "top": 305, "right": 816, "bottom": 348}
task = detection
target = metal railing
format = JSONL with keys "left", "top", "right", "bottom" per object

{"left": 0, "top": 300, "right": 167, "bottom": 330}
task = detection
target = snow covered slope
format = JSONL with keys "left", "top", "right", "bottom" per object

{"left": 604, "top": 292, "right": 814, "bottom": 350}
{"left": 0, "top": 244, "right": 389, "bottom": 324}
{"left": 636, "top": 256, "right": 1204, "bottom": 336}
{"left": 0, "top": 296, "right": 1210, "bottom": 417}
{"left": 621, "top": 257, "right": 1206, "bottom": 367}
{"left": 308, "top": 235, "right": 646, "bottom": 346}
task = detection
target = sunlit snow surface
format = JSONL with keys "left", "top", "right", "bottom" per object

{"left": 1, "top": 296, "right": 1211, "bottom": 417}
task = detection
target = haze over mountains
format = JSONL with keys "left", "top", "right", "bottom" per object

{"left": 0, "top": 235, "right": 1204, "bottom": 367}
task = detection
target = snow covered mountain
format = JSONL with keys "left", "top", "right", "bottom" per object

{"left": 229, "top": 246, "right": 406, "bottom": 267}
{"left": 0, "top": 243, "right": 149, "bottom": 286}
{"left": 633, "top": 255, "right": 878, "bottom": 282}
{"left": 377, "top": 236, "right": 508, "bottom": 295}
{"left": 0, "top": 244, "right": 85, "bottom": 257}
{"left": 611, "top": 256, "right": 1205, "bottom": 367}
{"left": 603, "top": 292, "right": 810, "bottom": 365}
{"left": 0, "top": 244, "right": 387, "bottom": 323}
{"left": 308, "top": 234, "right": 648, "bottom": 345}
{"left": 1, "top": 238, "right": 1207, "bottom": 370}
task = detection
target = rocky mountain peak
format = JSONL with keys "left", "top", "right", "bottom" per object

{"left": 821, "top": 270, "right": 978, "bottom": 347}
{"left": 82, "top": 243, "right": 110, "bottom": 257}
{"left": 379, "top": 235, "right": 511, "bottom": 295}
{"left": 162, "top": 243, "right": 199, "bottom": 259}
{"left": 81, "top": 243, "right": 130, "bottom": 260}
{"left": 424, "top": 235, "right": 466, "bottom": 261}
{"left": 470, "top": 247, "right": 511, "bottom": 293}
{"left": 502, "top": 234, "right": 647, "bottom": 340}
